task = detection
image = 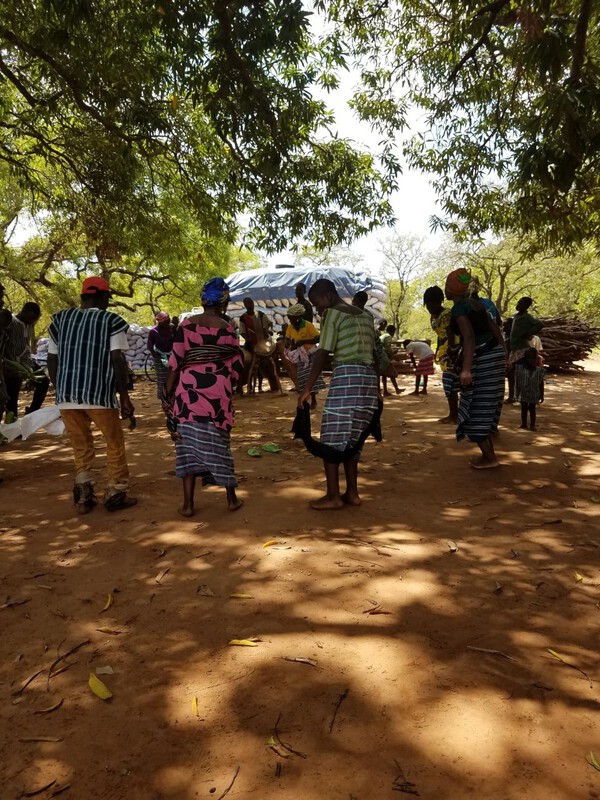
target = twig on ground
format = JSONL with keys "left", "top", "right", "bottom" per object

{"left": 216, "top": 765, "right": 240, "bottom": 800}
{"left": 467, "top": 646, "right": 517, "bottom": 662}
{"left": 328, "top": 688, "right": 349, "bottom": 734}
{"left": 273, "top": 713, "right": 307, "bottom": 758}
{"left": 47, "top": 639, "right": 90, "bottom": 689}
{"left": 14, "top": 669, "right": 45, "bottom": 695}
{"left": 392, "top": 759, "right": 419, "bottom": 794}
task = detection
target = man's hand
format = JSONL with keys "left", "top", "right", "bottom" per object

{"left": 298, "top": 390, "right": 311, "bottom": 407}
{"left": 460, "top": 368, "right": 473, "bottom": 388}
{"left": 120, "top": 393, "right": 135, "bottom": 419}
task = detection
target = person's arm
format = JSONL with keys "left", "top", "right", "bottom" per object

{"left": 165, "top": 324, "right": 185, "bottom": 397}
{"left": 456, "top": 315, "right": 475, "bottom": 387}
{"left": 147, "top": 330, "right": 157, "bottom": 356}
{"left": 111, "top": 350, "right": 134, "bottom": 418}
{"left": 486, "top": 315, "right": 508, "bottom": 357}
{"left": 299, "top": 348, "right": 329, "bottom": 404}
{"left": 47, "top": 353, "right": 57, "bottom": 386}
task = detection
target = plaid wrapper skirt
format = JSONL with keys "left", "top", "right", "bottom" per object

{"left": 296, "top": 354, "right": 326, "bottom": 393}
{"left": 153, "top": 354, "right": 169, "bottom": 400}
{"left": 415, "top": 354, "right": 435, "bottom": 376}
{"left": 320, "top": 363, "right": 379, "bottom": 452}
{"left": 456, "top": 345, "right": 505, "bottom": 443}
{"left": 175, "top": 421, "right": 237, "bottom": 487}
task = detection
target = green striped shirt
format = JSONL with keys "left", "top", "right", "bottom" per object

{"left": 319, "top": 305, "right": 375, "bottom": 367}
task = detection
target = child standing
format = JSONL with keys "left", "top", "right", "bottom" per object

{"left": 515, "top": 347, "right": 545, "bottom": 430}
{"left": 403, "top": 339, "right": 435, "bottom": 395}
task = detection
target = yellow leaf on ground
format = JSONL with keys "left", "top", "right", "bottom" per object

{"left": 88, "top": 673, "right": 112, "bottom": 700}
{"left": 575, "top": 573, "right": 584, "bottom": 582}
{"left": 547, "top": 648, "right": 567, "bottom": 663}
{"left": 229, "top": 593, "right": 254, "bottom": 599}
{"left": 102, "top": 593, "right": 113, "bottom": 612}
{"left": 192, "top": 697, "right": 199, "bottom": 717}
{"left": 262, "top": 540, "right": 281, "bottom": 548}
{"left": 229, "top": 639, "right": 259, "bottom": 647}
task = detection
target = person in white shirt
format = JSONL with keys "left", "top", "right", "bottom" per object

{"left": 403, "top": 339, "right": 435, "bottom": 395}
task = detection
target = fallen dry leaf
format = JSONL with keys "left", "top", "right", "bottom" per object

{"left": 88, "top": 672, "right": 112, "bottom": 700}
{"left": 192, "top": 696, "right": 199, "bottom": 717}
{"left": 96, "top": 626, "right": 122, "bottom": 635}
{"left": 196, "top": 584, "right": 216, "bottom": 597}
{"left": 95, "top": 666, "right": 114, "bottom": 676}
{"left": 23, "top": 780, "right": 57, "bottom": 797}
{"left": 228, "top": 638, "right": 261, "bottom": 647}
{"left": 33, "top": 699, "right": 63, "bottom": 715}
{"left": 229, "top": 593, "right": 254, "bottom": 599}
{"left": 101, "top": 593, "right": 113, "bottom": 612}
{"left": 19, "top": 736, "right": 62, "bottom": 743}
{"left": 155, "top": 568, "right": 170, "bottom": 584}
{"left": 283, "top": 657, "right": 317, "bottom": 667}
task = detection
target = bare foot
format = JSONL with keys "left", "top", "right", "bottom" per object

{"left": 470, "top": 457, "right": 500, "bottom": 470}
{"left": 228, "top": 499, "right": 244, "bottom": 512}
{"left": 395, "top": 389, "right": 405, "bottom": 394}
{"left": 408, "top": 390, "right": 420, "bottom": 396}
{"left": 178, "top": 506, "right": 195, "bottom": 517}
{"left": 420, "top": 389, "right": 428, "bottom": 395}
{"left": 438, "top": 415, "right": 458, "bottom": 424}
{"left": 310, "top": 495, "right": 344, "bottom": 510}
{"left": 341, "top": 492, "right": 362, "bottom": 506}
{"left": 383, "top": 391, "right": 392, "bottom": 397}
{"left": 519, "top": 424, "right": 528, "bottom": 430}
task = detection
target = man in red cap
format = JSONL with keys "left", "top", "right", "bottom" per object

{"left": 47, "top": 276, "right": 137, "bottom": 513}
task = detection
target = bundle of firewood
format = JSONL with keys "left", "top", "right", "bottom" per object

{"left": 540, "top": 317, "right": 600, "bottom": 371}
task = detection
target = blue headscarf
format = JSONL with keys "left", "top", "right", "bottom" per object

{"left": 201, "top": 277, "right": 230, "bottom": 307}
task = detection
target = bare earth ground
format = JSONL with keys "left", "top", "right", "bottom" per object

{"left": 1, "top": 362, "right": 600, "bottom": 800}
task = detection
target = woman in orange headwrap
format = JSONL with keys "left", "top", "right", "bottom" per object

{"left": 445, "top": 270, "right": 507, "bottom": 468}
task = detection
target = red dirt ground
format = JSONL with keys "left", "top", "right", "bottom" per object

{"left": 1, "top": 363, "right": 600, "bottom": 800}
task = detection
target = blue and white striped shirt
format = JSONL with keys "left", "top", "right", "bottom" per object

{"left": 49, "top": 308, "right": 128, "bottom": 408}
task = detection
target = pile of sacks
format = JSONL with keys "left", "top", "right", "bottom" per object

{"left": 125, "top": 324, "right": 151, "bottom": 371}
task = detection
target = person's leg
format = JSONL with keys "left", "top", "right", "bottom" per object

{"left": 179, "top": 475, "right": 196, "bottom": 516}
{"left": 4, "top": 375, "right": 22, "bottom": 419}
{"left": 390, "top": 376, "right": 403, "bottom": 394}
{"left": 310, "top": 461, "right": 344, "bottom": 510}
{"left": 529, "top": 403, "right": 537, "bottom": 430}
{"left": 519, "top": 402, "right": 528, "bottom": 429}
{"left": 342, "top": 458, "right": 361, "bottom": 505}
{"left": 310, "top": 392, "right": 317, "bottom": 410}
{"left": 87, "top": 409, "right": 136, "bottom": 509}
{"left": 383, "top": 376, "right": 391, "bottom": 396}
{"left": 507, "top": 370, "right": 515, "bottom": 402}
{"left": 26, "top": 376, "right": 50, "bottom": 413}
{"left": 439, "top": 373, "right": 459, "bottom": 423}
{"left": 226, "top": 486, "right": 243, "bottom": 511}
{"left": 409, "top": 375, "right": 420, "bottom": 395}
{"left": 421, "top": 375, "right": 429, "bottom": 394}
{"left": 472, "top": 436, "right": 499, "bottom": 468}
{"left": 60, "top": 409, "right": 97, "bottom": 512}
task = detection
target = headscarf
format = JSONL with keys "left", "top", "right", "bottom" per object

{"left": 155, "top": 311, "right": 170, "bottom": 324}
{"left": 201, "top": 277, "right": 230, "bottom": 307}
{"left": 288, "top": 303, "right": 306, "bottom": 318}
{"left": 445, "top": 268, "right": 472, "bottom": 297}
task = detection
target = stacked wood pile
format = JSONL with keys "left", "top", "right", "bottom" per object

{"left": 540, "top": 317, "right": 600, "bottom": 371}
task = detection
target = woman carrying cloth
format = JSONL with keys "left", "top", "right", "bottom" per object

{"left": 298, "top": 279, "right": 379, "bottom": 509}
{"left": 163, "top": 278, "right": 244, "bottom": 516}
{"left": 285, "top": 304, "right": 326, "bottom": 408}
{"left": 445, "top": 269, "right": 507, "bottom": 469}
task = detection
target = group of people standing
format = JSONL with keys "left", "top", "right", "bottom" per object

{"left": 423, "top": 269, "right": 545, "bottom": 469}
{"left": 2, "top": 268, "right": 547, "bottom": 514}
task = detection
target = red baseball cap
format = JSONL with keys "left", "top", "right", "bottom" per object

{"left": 82, "top": 276, "right": 111, "bottom": 295}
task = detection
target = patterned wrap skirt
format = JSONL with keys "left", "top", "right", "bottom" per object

{"left": 415, "top": 354, "right": 435, "bottom": 376}
{"left": 442, "top": 370, "right": 460, "bottom": 398}
{"left": 456, "top": 345, "right": 505, "bottom": 443}
{"left": 296, "top": 353, "right": 327, "bottom": 393}
{"left": 153, "top": 354, "right": 170, "bottom": 400}
{"left": 175, "top": 421, "right": 237, "bottom": 487}
{"left": 320, "top": 364, "right": 379, "bottom": 452}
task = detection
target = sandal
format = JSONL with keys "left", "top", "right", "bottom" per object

{"left": 104, "top": 491, "right": 138, "bottom": 512}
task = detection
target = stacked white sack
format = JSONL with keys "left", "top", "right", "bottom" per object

{"left": 125, "top": 324, "right": 151, "bottom": 370}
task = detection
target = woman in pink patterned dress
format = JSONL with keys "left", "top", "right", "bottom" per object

{"left": 164, "top": 278, "right": 244, "bottom": 516}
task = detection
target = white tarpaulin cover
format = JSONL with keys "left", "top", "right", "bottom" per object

{"left": 226, "top": 265, "right": 380, "bottom": 303}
